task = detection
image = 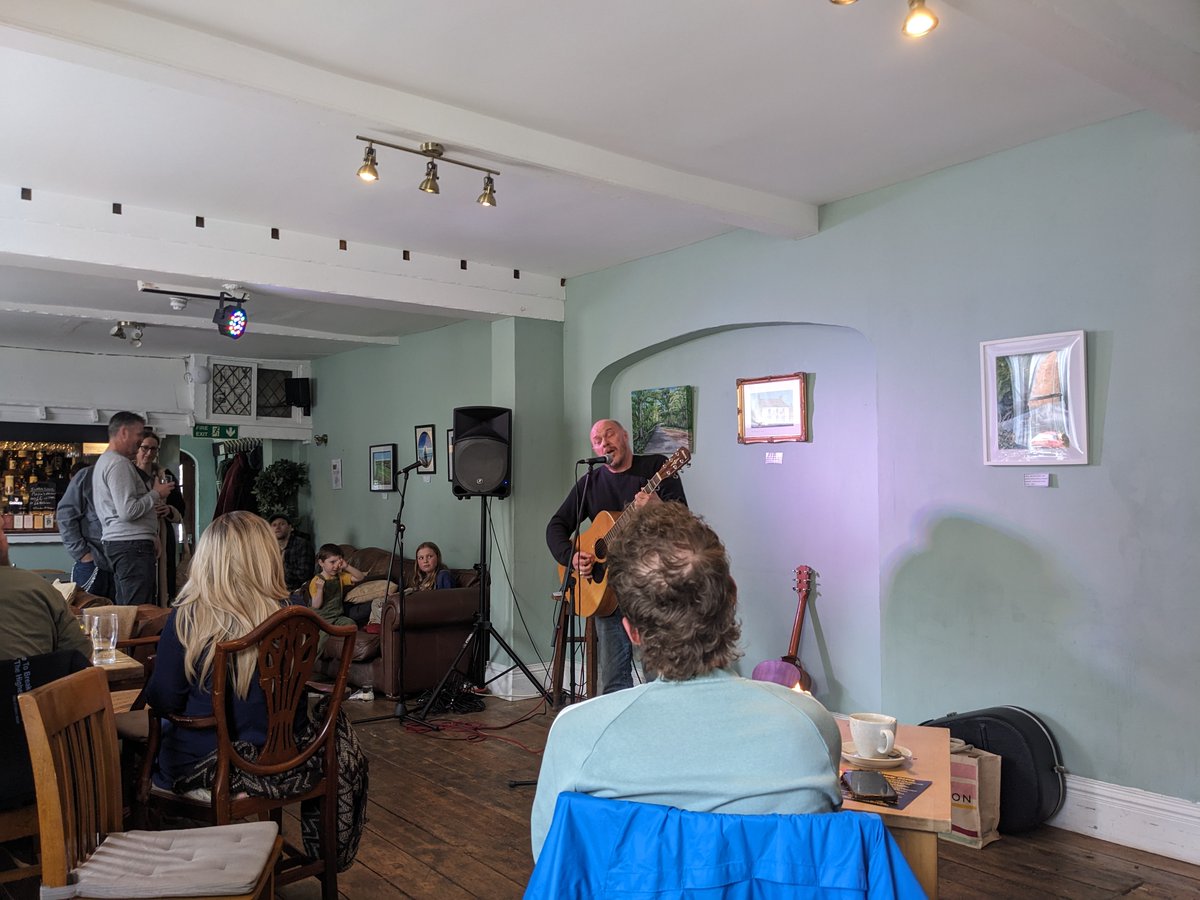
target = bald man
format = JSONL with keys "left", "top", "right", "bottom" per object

{"left": 546, "top": 419, "right": 687, "bottom": 694}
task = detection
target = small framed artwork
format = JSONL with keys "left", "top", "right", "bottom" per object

{"left": 981, "top": 330, "right": 1088, "bottom": 465}
{"left": 737, "top": 373, "right": 808, "bottom": 444}
{"left": 369, "top": 444, "right": 396, "bottom": 492}
{"left": 415, "top": 424, "right": 436, "bottom": 475}
{"left": 446, "top": 428, "right": 455, "bottom": 482}
{"left": 631, "top": 385, "right": 695, "bottom": 455}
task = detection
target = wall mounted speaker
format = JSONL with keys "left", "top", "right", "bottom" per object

{"left": 284, "top": 377, "right": 311, "bottom": 414}
{"left": 452, "top": 406, "right": 512, "bottom": 498}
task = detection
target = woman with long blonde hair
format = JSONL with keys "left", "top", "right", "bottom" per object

{"left": 144, "top": 510, "right": 288, "bottom": 790}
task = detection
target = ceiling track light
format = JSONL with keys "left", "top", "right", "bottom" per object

{"left": 354, "top": 135, "right": 499, "bottom": 206}
{"left": 829, "top": 0, "right": 939, "bottom": 38}
{"left": 111, "top": 320, "right": 146, "bottom": 348}
{"left": 902, "top": 0, "right": 938, "bottom": 37}
{"left": 212, "top": 291, "right": 248, "bottom": 339}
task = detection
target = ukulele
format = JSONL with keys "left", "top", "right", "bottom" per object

{"left": 557, "top": 446, "right": 692, "bottom": 617}
{"left": 751, "top": 565, "right": 814, "bottom": 691}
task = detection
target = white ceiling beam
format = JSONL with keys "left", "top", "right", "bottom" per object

{"left": 0, "top": 0, "right": 819, "bottom": 238}
{"left": 945, "top": 0, "right": 1200, "bottom": 130}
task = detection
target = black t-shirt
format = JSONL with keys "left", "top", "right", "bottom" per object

{"left": 545, "top": 455, "right": 688, "bottom": 566}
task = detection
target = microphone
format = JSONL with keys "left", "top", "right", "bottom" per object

{"left": 577, "top": 453, "right": 613, "bottom": 465}
{"left": 399, "top": 459, "right": 423, "bottom": 474}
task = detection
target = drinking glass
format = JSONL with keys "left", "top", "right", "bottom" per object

{"left": 89, "top": 611, "right": 119, "bottom": 664}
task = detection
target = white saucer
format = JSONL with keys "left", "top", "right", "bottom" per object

{"left": 841, "top": 743, "right": 912, "bottom": 769}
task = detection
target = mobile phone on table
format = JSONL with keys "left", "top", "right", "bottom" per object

{"left": 841, "top": 770, "right": 898, "bottom": 803}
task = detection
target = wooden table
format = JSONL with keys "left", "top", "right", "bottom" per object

{"left": 94, "top": 650, "right": 145, "bottom": 691}
{"left": 838, "top": 719, "right": 952, "bottom": 899}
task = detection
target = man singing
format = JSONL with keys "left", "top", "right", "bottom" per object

{"left": 546, "top": 419, "right": 686, "bottom": 694}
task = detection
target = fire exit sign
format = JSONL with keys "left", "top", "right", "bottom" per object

{"left": 193, "top": 424, "right": 239, "bottom": 439}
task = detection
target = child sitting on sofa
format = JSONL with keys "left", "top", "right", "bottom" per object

{"left": 309, "top": 544, "right": 364, "bottom": 648}
{"left": 409, "top": 541, "right": 455, "bottom": 593}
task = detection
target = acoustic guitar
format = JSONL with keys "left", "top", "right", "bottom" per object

{"left": 751, "top": 565, "right": 814, "bottom": 692}
{"left": 558, "top": 446, "right": 692, "bottom": 618}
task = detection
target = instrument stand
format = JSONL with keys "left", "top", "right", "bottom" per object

{"left": 415, "top": 496, "right": 553, "bottom": 720}
{"left": 354, "top": 468, "right": 438, "bottom": 730}
{"left": 549, "top": 586, "right": 597, "bottom": 706}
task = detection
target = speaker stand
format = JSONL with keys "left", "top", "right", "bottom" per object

{"left": 415, "top": 496, "right": 553, "bottom": 720}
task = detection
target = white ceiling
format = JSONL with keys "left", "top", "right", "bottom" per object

{"left": 0, "top": 0, "right": 1196, "bottom": 360}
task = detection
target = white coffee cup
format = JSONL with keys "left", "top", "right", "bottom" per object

{"left": 849, "top": 712, "right": 897, "bottom": 759}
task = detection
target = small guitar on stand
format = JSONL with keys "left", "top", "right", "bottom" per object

{"left": 751, "top": 565, "right": 815, "bottom": 692}
{"left": 557, "top": 446, "right": 692, "bottom": 618}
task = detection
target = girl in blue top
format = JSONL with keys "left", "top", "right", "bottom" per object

{"left": 411, "top": 541, "right": 454, "bottom": 592}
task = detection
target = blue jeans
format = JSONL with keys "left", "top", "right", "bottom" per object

{"left": 103, "top": 539, "right": 156, "bottom": 606}
{"left": 70, "top": 559, "right": 114, "bottom": 601}
{"left": 595, "top": 607, "right": 635, "bottom": 694}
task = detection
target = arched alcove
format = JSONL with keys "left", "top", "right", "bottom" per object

{"left": 591, "top": 321, "right": 883, "bottom": 712}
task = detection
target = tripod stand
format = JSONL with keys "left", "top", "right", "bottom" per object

{"left": 417, "top": 495, "right": 553, "bottom": 719}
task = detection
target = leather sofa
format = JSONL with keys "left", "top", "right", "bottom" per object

{"left": 311, "top": 545, "right": 482, "bottom": 698}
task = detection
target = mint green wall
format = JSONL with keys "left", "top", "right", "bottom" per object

{"left": 561, "top": 112, "right": 1200, "bottom": 801}
{"left": 610, "top": 325, "right": 878, "bottom": 713}
{"left": 307, "top": 318, "right": 565, "bottom": 668}
{"left": 6, "top": 540, "right": 72, "bottom": 571}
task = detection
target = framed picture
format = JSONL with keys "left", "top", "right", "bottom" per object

{"left": 368, "top": 443, "right": 396, "bottom": 492}
{"left": 446, "top": 428, "right": 455, "bottom": 482}
{"left": 981, "top": 330, "right": 1088, "bottom": 465}
{"left": 415, "top": 424, "right": 436, "bottom": 475}
{"left": 737, "top": 373, "right": 807, "bottom": 444}
{"left": 631, "top": 385, "right": 694, "bottom": 455}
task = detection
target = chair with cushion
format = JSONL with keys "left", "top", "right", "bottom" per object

{"left": 0, "top": 649, "right": 91, "bottom": 885}
{"left": 77, "top": 603, "right": 170, "bottom": 665}
{"left": 18, "top": 666, "right": 280, "bottom": 900}
{"left": 526, "top": 792, "right": 925, "bottom": 900}
{"left": 140, "top": 605, "right": 356, "bottom": 900}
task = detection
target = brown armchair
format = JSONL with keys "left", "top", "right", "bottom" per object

{"left": 310, "top": 545, "right": 481, "bottom": 698}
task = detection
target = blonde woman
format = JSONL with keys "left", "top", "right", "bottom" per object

{"left": 144, "top": 510, "right": 287, "bottom": 790}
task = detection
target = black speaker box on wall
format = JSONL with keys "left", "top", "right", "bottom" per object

{"left": 452, "top": 406, "right": 512, "bottom": 498}
{"left": 284, "top": 377, "right": 311, "bottom": 414}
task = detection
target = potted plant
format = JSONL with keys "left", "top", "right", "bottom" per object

{"left": 252, "top": 459, "right": 309, "bottom": 523}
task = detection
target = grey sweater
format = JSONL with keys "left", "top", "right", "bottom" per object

{"left": 92, "top": 449, "right": 158, "bottom": 541}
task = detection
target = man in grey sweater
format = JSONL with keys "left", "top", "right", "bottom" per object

{"left": 92, "top": 411, "right": 172, "bottom": 605}
{"left": 56, "top": 463, "right": 114, "bottom": 600}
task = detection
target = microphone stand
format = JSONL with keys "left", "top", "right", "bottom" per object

{"left": 555, "top": 458, "right": 601, "bottom": 705}
{"left": 356, "top": 462, "right": 434, "bottom": 728}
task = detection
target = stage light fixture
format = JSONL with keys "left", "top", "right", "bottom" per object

{"left": 213, "top": 295, "right": 248, "bottom": 339}
{"left": 419, "top": 160, "right": 440, "bottom": 194}
{"left": 110, "top": 323, "right": 126, "bottom": 340}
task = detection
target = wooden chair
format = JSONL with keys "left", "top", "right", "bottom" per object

{"left": 18, "top": 667, "right": 281, "bottom": 899}
{"left": 0, "top": 649, "right": 91, "bottom": 886}
{"left": 140, "top": 606, "right": 356, "bottom": 900}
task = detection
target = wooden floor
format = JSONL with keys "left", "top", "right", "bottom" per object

{"left": 4, "top": 694, "right": 1199, "bottom": 898}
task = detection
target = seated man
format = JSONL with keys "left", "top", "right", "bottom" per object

{"left": 530, "top": 503, "right": 842, "bottom": 860}
{"left": 0, "top": 520, "right": 93, "bottom": 660}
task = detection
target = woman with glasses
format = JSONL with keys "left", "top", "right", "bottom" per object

{"left": 136, "top": 431, "right": 186, "bottom": 604}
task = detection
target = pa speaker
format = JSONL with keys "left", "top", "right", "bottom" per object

{"left": 452, "top": 406, "right": 512, "bottom": 498}
{"left": 284, "top": 377, "right": 311, "bottom": 414}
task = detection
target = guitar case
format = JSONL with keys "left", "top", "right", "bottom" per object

{"left": 921, "top": 705, "right": 1067, "bottom": 834}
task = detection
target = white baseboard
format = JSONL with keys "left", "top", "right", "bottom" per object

{"left": 1048, "top": 774, "right": 1200, "bottom": 866}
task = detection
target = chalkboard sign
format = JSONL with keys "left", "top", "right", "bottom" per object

{"left": 29, "top": 483, "right": 58, "bottom": 510}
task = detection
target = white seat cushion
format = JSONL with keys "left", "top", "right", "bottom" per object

{"left": 40, "top": 821, "right": 278, "bottom": 899}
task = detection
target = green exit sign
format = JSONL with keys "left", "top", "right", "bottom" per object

{"left": 193, "top": 424, "right": 240, "bottom": 439}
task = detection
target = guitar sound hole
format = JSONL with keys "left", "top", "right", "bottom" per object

{"left": 594, "top": 538, "right": 608, "bottom": 558}
{"left": 591, "top": 561, "right": 606, "bottom": 584}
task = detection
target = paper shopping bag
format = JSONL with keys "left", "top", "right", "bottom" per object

{"left": 941, "top": 737, "right": 1001, "bottom": 849}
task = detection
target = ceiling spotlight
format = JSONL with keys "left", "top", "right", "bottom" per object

{"left": 829, "top": 0, "right": 857, "bottom": 4}
{"left": 477, "top": 174, "right": 497, "bottom": 208}
{"left": 130, "top": 326, "right": 144, "bottom": 342}
{"left": 357, "top": 143, "right": 379, "bottom": 182}
{"left": 355, "top": 135, "right": 499, "bottom": 205}
{"left": 169, "top": 296, "right": 188, "bottom": 311}
{"left": 902, "top": 0, "right": 938, "bottom": 37}
{"left": 110, "top": 323, "right": 126, "bottom": 340}
{"left": 213, "top": 295, "right": 248, "bottom": 339}
{"left": 419, "top": 160, "right": 440, "bottom": 194}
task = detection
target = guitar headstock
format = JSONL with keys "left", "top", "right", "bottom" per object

{"left": 663, "top": 446, "right": 692, "bottom": 478}
{"left": 793, "top": 565, "right": 813, "bottom": 596}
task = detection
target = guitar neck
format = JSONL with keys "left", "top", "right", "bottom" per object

{"left": 605, "top": 478, "right": 662, "bottom": 543}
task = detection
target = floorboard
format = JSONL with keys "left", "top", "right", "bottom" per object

{"left": 4, "top": 694, "right": 1198, "bottom": 899}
